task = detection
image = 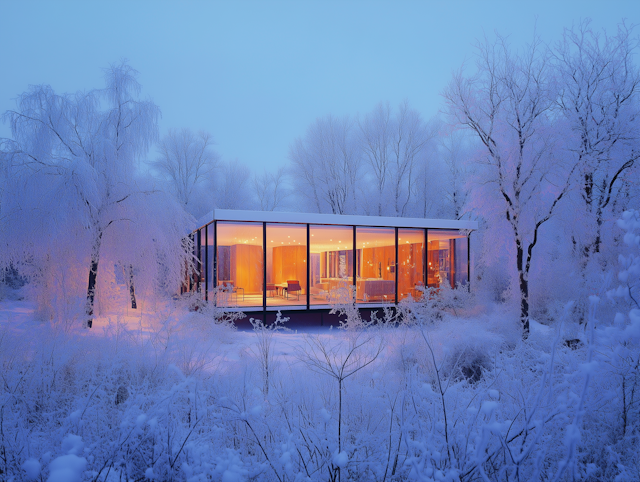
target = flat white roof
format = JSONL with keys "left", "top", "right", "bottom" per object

{"left": 196, "top": 209, "right": 477, "bottom": 231}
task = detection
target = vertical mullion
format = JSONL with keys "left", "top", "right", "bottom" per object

{"left": 197, "top": 229, "right": 202, "bottom": 295}
{"left": 352, "top": 225, "right": 357, "bottom": 302}
{"left": 395, "top": 227, "right": 398, "bottom": 305}
{"left": 263, "top": 222, "right": 267, "bottom": 320}
{"left": 467, "top": 233, "right": 471, "bottom": 292}
{"left": 213, "top": 222, "right": 217, "bottom": 301}
{"left": 424, "top": 228, "right": 428, "bottom": 291}
{"left": 306, "top": 224, "right": 310, "bottom": 309}
{"left": 204, "top": 224, "right": 208, "bottom": 301}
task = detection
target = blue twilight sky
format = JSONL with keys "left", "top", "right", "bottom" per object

{"left": 1, "top": 1, "right": 638, "bottom": 172}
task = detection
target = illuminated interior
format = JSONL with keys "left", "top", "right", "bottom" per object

{"left": 398, "top": 228, "right": 425, "bottom": 301}
{"left": 427, "top": 229, "right": 469, "bottom": 288}
{"left": 266, "top": 223, "right": 307, "bottom": 307}
{"left": 310, "top": 225, "right": 353, "bottom": 305}
{"left": 187, "top": 212, "right": 472, "bottom": 310}
{"left": 356, "top": 227, "right": 396, "bottom": 303}
{"left": 216, "top": 221, "right": 263, "bottom": 308}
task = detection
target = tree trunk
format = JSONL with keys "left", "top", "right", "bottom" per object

{"left": 86, "top": 232, "right": 103, "bottom": 328}
{"left": 129, "top": 264, "right": 137, "bottom": 309}
{"left": 516, "top": 242, "right": 530, "bottom": 339}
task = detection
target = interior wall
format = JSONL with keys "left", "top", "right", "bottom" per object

{"left": 360, "top": 246, "right": 395, "bottom": 280}
{"left": 230, "top": 244, "right": 263, "bottom": 294}
{"left": 272, "top": 245, "right": 307, "bottom": 291}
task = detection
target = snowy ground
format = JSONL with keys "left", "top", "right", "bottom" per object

{"left": 0, "top": 297, "right": 532, "bottom": 380}
{"left": 1, "top": 298, "right": 636, "bottom": 482}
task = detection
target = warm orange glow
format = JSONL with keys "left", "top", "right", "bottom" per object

{"left": 202, "top": 221, "right": 468, "bottom": 309}
{"left": 267, "top": 223, "right": 307, "bottom": 307}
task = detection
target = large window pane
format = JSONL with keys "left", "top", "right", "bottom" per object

{"left": 309, "top": 225, "right": 354, "bottom": 305}
{"left": 216, "top": 222, "right": 263, "bottom": 308}
{"left": 356, "top": 227, "right": 395, "bottom": 303}
{"left": 427, "top": 230, "right": 468, "bottom": 288}
{"left": 267, "top": 224, "right": 307, "bottom": 307}
{"left": 398, "top": 228, "right": 425, "bottom": 301}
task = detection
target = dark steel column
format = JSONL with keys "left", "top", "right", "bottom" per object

{"left": 263, "top": 222, "right": 267, "bottom": 322}
{"left": 213, "top": 222, "right": 217, "bottom": 301}
{"left": 197, "top": 229, "right": 202, "bottom": 295}
{"left": 395, "top": 227, "right": 398, "bottom": 305}
{"left": 352, "top": 226, "right": 357, "bottom": 302}
{"left": 468, "top": 232, "right": 471, "bottom": 292}
{"left": 425, "top": 228, "right": 428, "bottom": 290}
{"left": 204, "top": 224, "right": 208, "bottom": 301}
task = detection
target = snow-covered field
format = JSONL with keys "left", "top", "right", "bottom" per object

{"left": 0, "top": 298, "right": 638, "bottom": 482}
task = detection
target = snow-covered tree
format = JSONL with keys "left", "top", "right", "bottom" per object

{"left": 360, "top": 101, "right": 433, "bottom": 217}
{"left": 289, "top": 115, "right": 361, "bottom": 214}
{"left": 253, "top": 166, "right": 290, "bottom": 211}
{"left": 153, "top": 128, "right": 219, "bottom": 218}
{"left": 445, "top": 35, "right": 576, "bottom": 337}
{"left": 554, "top": 21, "right": 640, "bottom": 274}
{"left": 214, "top": 159, "right": 253, "bottom": 210}
{"left": 0, "top": 62, "right": 193, "bottom": 325}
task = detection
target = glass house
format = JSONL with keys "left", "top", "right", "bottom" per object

{"left": 186, "top": 209, "right": 477, "bottom": 319}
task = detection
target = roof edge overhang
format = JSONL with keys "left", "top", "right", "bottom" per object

{"left": 196, "top": 209, "right": 478, "bottom": 232}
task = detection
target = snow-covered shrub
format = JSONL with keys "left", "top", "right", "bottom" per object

{"left": 399, "top": 280, "right": 476, "bottom": 325}
{"left": 328, "top": 284, "right": 373, "bottom": 330}
{"left": 249, "top": 311, "right": 289, "bottom": 396}
{"left": 608, "top": 209, "right": 640, "bottom": 311}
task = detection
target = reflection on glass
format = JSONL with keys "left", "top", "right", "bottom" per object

{"left": 309, "top": 225, "right": 354, "bottom": 305}
{"left": 266, "top": 224, "right": 307, "bottom": 306}
{"left": 398, "top": 229, "right": 425, "bottom": 301}
{"left": 216, "top": 222, "right": 263, "bottom": 307}
{"left": 427, "top": 229, "right": 468, "bottom": 288}
{"left": 356, "top": 227, "right": 395, "bottom": 303}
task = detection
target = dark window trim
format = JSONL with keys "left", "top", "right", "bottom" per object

{"left": 213, "top": 221, "right": 217, "bottom": 296}
{"left": 394, "top": 227, "right": 399, "bottom": 304}
{"left": 306, "top": 224, "right": 310, "bottom": 309}
{"left": 204, "top": 224, "right": 208, "bottom": 301}
{"left": 263, "top": 222, "right": 267, "bottom": 316}
{"left": 352, "top": 225, "right": 357, "bottom": 301}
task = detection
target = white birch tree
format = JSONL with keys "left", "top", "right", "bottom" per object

{"left": 445, "top": 36, "right": 576, "bottom": 337}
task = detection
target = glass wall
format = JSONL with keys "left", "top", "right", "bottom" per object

{"left": 427, "top": 229, "right": 469, "bottom": 288}
{"left": 216, "top": 221, "right": 263, "bottom": 307}
{"left": 206, "top": 223, "right": 215, "bottom": 297}
{"left": 199, "top": 227, "right": 206, "bottom": 297}
{"left": 356, "top": 227, "right": 395, "bottom": 303}
{"left": 196, "top": 221, "right": 470, "bottom": 309}
{"left": 309, "top": 225, "right": 354, "bottom": 305}
{"left": 398, "top": 228, "right": 425, "bottom": 301}
{"left": 266, "top": 223, "right": 307, "bottom": 306}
